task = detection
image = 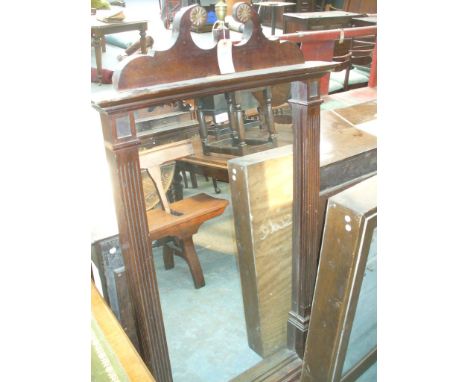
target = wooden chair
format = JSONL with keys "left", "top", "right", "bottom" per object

{"left": 328, "top": 39, "right": 352, "bottom": 93}
{"left": 329, "top": 37, "right": 376, "bottom": 93}
{"left": 139, "top": 139, "right": 229, "bottom": 289}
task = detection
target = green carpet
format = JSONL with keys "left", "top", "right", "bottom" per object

{"left": 91, "top": 317, "right": 129, "bottom": 382}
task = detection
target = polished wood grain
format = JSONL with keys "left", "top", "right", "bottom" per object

{"left": 229, "top": 145, "right": 294, "bottom": 358}
{"left": 113, "top": 6, "right": 219, "bottom": 90}
{"left": 92, "top": 283, "right": 156, "bottom": 382}
{"left": 147, "top": 193, "right": 229, "bottom": 240}
{"left": 147, "top": 193, "right": 229, "bottom": 289}
{"left": 286, "top": 79, "right": 323, "bottom": 358}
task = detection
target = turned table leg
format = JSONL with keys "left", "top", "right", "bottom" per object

{"left": 140, "top": 28, "right": 147, "bottom": 54}
{"left": 92, "top": 32, "right": 103, "bottom": 84}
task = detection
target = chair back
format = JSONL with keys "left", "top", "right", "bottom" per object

{"left": 139, "top": 139, "right": 194, "bottom": 213}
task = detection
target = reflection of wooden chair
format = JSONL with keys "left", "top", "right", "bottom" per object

{"left": 140, "top": 139, "right": 229, "bottom": 288}
{"left": 329, "top": 37, "right": 376, "bottom": 93}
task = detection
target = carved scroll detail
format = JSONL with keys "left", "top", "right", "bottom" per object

{"left": 113, "top": 5, "right": 219, "bottom": 90}
{"left": 113, "top": 3, "right": 305, "bottom": 94}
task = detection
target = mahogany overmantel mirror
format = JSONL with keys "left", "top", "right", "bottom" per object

{"left": 91, "top": 4, "right": 338, "bottom": 381}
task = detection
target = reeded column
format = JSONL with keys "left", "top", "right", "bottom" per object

{"left": 287, "top": 78, "right": 323, "bottom": 359}
{"left": 100, "top": 112, "right": 173, "bottom": 382}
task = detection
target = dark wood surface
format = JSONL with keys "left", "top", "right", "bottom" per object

{"left": 229, "top": 145, "right": 295, "bottom": 358}
{"left": 91, "top": 235, "right": 141, "bottom": 351}
{"left": 352, "top": 15, "right": 377, "bottom": 27}
{"left": 147, "top": 193, "right": 228, "bottom": 238}
{"left": 93, "top": 61, "right": 337, "bottom": 112}
{"left": 282, "top": 10, "right": 363, "bottom": 33}
{"left": 92, "top": 4, "right": 337, "bottom": 380}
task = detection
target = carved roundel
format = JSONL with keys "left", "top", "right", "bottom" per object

{"left": 190, "top": 5, "right": 207, "bottom": 27}
{"left": 233, "top": 2, "right": 252, "bottom": 24}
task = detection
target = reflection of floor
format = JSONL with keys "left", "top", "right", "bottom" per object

{"left": 152, "top": 177, "right": 262, "bottom": 382}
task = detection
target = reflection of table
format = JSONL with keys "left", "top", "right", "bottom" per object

{"left": 253, "top": 1, "right": 295, "bottom": 35}
{"left": 91, "top": 16, "right": 148, "bottom": 83}
{"left": 282, "top": 10, "right": 362, "bottom": 33}
{"left": 177, "top": 95, "right": 377, "bottom": 190}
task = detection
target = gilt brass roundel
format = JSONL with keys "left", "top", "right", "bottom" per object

{"left": 233, "top": 3, "right": 252, "bottom": 24}
{"left": 190, "top": 5, "right": 207, "bottom": 27}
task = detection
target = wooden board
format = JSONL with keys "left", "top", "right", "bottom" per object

{"left": 229, "top": 145, "right": 294, "bottom": 357}
{"left": 300, "top": 176, "right": 377, "bottom": 381}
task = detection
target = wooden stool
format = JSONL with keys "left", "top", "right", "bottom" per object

{"left": 140, "top": 140, "right": 229, "bottom": 289}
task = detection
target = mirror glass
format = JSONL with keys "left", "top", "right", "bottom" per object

{"left": 136, "top": 88, "right": 293, "bottom": 381}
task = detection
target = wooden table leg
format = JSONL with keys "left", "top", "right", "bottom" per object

{"left": 101, "top": 36, "right": 106, "bottom": 53}
{"left": 163, "top": 244, "right": 175, "bottom": 269}
{"left": 271, "top": 8, "right": 277, "bottom": 36}
{"left": 140, "top": 27, "right": 147, "bottom": 54}
{"left": 181, "top": 236, "right": 205, "bottom": 289}
{"left": 93, "top": 32, "right": 103, "bottom": 84}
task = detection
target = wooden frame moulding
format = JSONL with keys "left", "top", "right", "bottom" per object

{"left": 91, "top": 4, "right": 338, "bottom": 381}
{"left": 92, "top": 61, "right": 336, "bottom": 382}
